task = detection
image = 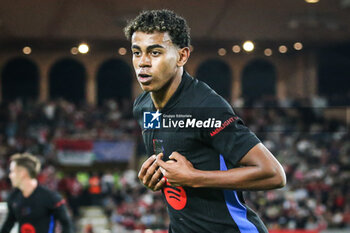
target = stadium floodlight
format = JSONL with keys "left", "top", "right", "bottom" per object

{"left": 243, "top": 41, "right": 254, "bottom": 52}
{"left": 78, "top": 43, "right": 89, "bottom": 54}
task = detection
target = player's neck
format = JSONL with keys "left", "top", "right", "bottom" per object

{"left": 20, "top": 178, "right": 38, "bottom": 198}
{"left": 151, "top": 68, "right": 183, "bottom": 110}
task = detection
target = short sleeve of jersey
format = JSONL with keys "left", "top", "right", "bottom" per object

{"left": 200, "top": 95, "right": 260, "bottom": 167}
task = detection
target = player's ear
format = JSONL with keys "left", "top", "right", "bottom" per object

{"left": 177, "top": 47, "right": 190, "bottom": 67}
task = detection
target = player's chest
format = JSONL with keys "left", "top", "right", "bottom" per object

{"left": 12, "top": 198, "right": 48, "bottom": 220}
{"left": 143, "top": 129, "right": 219, "bottom": 170}
{"left": 143, "top": 130, "right": 199, "bottom": 158}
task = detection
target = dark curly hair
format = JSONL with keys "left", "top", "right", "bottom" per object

{"left": 124, "top": 9, "right": 190, "bottom": 48}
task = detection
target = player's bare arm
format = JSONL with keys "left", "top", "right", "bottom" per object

{"left": 156, "top": 143, "right": 286, "bottom": 190}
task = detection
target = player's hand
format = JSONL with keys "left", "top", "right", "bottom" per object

{"left": 138, "top": 154, "right": 166, "bottom": 191}
{"left": 156, "top": 152, "right": 196, "bottom": 187}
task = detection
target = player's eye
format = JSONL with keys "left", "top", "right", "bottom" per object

{"left": 151, "top": 51, "right": 161, "bottom": 56}
{"left": 133, "top": 51, "right": 141, "bottom": 56}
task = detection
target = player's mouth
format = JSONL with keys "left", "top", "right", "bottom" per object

{"left": 138, "top": 73, "right": 152, "bottom": 84}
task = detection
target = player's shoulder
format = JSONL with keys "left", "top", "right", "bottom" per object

{"left": 133, "top": 92, "right": 152, "bottom": 120}
{"left": 186, "top": 78, "right": 236, "bottom": 121}
{"left": 133, "top": 91, "right": 151, "bottom": 108}
{"left": 37, "top": 186, "right": 64, "bottom": 206}
{"left": 7, "top": 188, "right": 21, "bottom": 201}
{"left": 192, "top": 79, "right": 232, "bottom": 110}
{"left": 181, "top": 75, "right": 216, "bottom": 105}
{"left": 37, "top": 185, "right": 61, "bottom": 198}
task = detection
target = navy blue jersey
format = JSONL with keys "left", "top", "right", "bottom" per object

{"left": 0, "top": 185, "right": 73, "bottom": 233}
{"left": 134, "top": 71, "right": 268, "bottom": 233}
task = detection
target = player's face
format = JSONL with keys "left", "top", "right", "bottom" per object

{"left": 131, "top": 31, "right": 180, "bottom": 92}
{"left": 9, "top": 162, "right": 25, "bottom": 188}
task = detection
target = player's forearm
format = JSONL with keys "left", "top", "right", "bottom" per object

{"left": 60, "top": 219, "right": 74, "bottom": 233}
{"left": 55, "top": 207, "right": 74, "bottom": 233}
{"left": 190, "top": 166, "right": 286, "bottom": 190}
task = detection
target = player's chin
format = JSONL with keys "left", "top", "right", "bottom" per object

{"left": 140, "top": 84, "right": 154, "bottom": 92}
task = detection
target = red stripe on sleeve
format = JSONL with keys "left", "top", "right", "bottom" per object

{"left": 55, "top": 199, "right": 66, "bottom": 208}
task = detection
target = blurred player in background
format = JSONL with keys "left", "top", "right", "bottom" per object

{"left": 125, "top": 9, "right": 286, "bottom": 233}
{"left": 0, "top": 153, "right": 73, "bottom": 233}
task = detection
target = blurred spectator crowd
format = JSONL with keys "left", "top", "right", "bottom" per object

{"left": 237, "top": 104, "right": 350, "bottom": 230}
{"left": 0, "top": 96, "right": 349, "bottom": 231}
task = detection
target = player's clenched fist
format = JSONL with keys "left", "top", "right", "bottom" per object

{"left": 138, "top": 153, "right": 166, "bottom": 191}
{"left": 156, "top": 152, "right": 196, "bottom": 187}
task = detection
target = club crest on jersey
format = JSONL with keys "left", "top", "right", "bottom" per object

{"left": 21, "top": 207, "right": 32, "bottom": 216}
{"left": 143, "top": 110, "right": 162, "bottom": 129}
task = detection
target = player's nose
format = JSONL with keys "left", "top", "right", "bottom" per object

{"left": 139, "top": 54, "right": 151, "bottom": 67}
